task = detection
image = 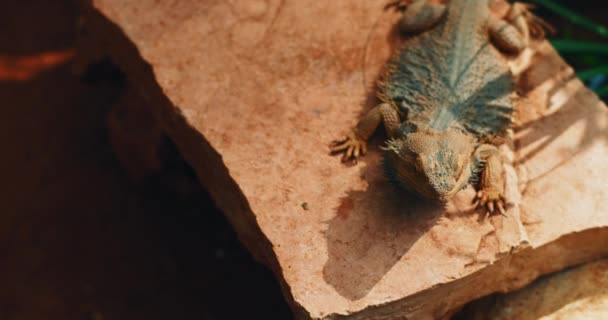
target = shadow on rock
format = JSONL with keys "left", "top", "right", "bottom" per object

{"left": 322, "top": 149, "right": 444, "bottom": 301}
{"left": 514, "top": 45, "right": 608, "bottom": 185}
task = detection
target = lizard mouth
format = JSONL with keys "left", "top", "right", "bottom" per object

{"left": 429, "top": 160, "right": 472, "bottom": 202}
{"left": 383, "top": 141, "right": 472, "bottom": 202}
{"left": 436, "top": 171, "right": 471, "bottom": 202}
{"left": 436, "top": 185, "right": 463, "bottom": 202}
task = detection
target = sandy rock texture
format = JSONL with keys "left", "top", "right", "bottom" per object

{"left": 78, "top": 0, "right": 608, "bottom": 318}
{"left": 460, "top": 259, "right": 608, "bottom": 319}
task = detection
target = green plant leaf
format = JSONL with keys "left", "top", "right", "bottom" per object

{"left": 595, "top": 85, "right": 608, "bottom": 97}
{"left": 551, "top": 40, "right": 608, "bottom": 54}
{"left": 577, "top": 65, "right": 608, "bottom": 81}
{"left": 531, "top": 0, "right": 608, "bottom": 38}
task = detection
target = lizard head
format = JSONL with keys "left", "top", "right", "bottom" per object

{"left": 384, "top": 128, "right": 476, "bottom": 201}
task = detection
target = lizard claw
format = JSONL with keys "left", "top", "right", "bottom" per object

{"left": 512, "top": 3, "right": 555, "bottom": 39}
{"left": 473, "top": 189, "right": 507, "bottom": 217}
{"left": 330, "top": 132, "right": 367, "bottom": 163}
{"left": 527, "top": 13, "right": 555, "bottom": 39}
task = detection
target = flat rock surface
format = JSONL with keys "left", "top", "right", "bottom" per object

{"left": 85, "top": 1, "right": 608, "bottom": 318}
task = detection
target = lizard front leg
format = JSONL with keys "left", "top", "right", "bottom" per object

{"left": 488, "top": 2, "right": 552, "bottom": 54}
{"left": 473, "top": 144, "right": 507, "bottom": 216}
{"left": 330, "top": 103, "right": 400, "bottom": 163}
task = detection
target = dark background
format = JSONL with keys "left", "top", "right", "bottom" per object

{"left": 0, "top": 1, "right": 290, "bottom": 319}
{"left": 0, "top": 1, "right": 605, "bottom": 319}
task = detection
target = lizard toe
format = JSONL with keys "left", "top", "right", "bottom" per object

{"left": 475, "top": 188, "right": 507, "bottom": 217}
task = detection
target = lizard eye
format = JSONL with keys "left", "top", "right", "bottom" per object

{"left": 393, "top": 97, "right": 409, "bottom": 112}
{"left": 414, "top": 155, "right": 424, "bottom": 172}
{"left": 399, "top": 122, "right": 417, "bottom": 135}
{"left": 456, "top": 156, "right": 465, "bottom": 170}
{"left": 450, "top": 154, "right": 460, "bottom": 171}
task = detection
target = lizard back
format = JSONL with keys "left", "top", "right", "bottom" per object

{"left": 379, "top": 0, "right": 514, "bottom": 138}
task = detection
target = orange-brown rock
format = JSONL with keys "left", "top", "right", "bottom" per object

{"left": 78, "top": 1, "right": 608, "bottom": 318}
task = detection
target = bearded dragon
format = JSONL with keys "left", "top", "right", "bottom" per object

{"left": 331, "top": 0, "right": 548, "bottom": 215}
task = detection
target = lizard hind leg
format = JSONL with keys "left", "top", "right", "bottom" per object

{"left": 489, "top": 2, "right": 553, "bottom": 54}
{"left": 388, "top": 0, "right": 446, "bottom": 34}
{"left": 509, "top": 3, "right": 555, "bottom": 40}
